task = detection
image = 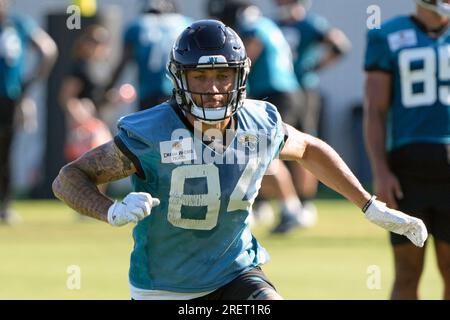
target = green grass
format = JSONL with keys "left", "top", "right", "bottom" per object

{"left": 0, "top": 200, "right": 442, "bottom": 299}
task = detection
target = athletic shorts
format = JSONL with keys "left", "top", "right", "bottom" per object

{"left": 298, "top": 89, "right": 321, "bottom": 136}
{"left": 193, "top": 266, "right": 278, "bottom": 300}
{"left": 388, "top": 143, "right": 450, "bottom": 245}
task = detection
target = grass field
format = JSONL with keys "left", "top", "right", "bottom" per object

{"left": 0, "top": 199, "right": 442, "bottom": 300}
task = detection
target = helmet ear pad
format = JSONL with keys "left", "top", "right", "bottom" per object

{"left": 166, "top": 19, "right": 250, "bottom": 123}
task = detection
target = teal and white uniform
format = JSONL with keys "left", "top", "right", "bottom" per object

{"left": 0, "top": 14, "right": 37, "bottom": 100}
{"left": 124, "top": 13, "right": 192, "bottom": 101}
{"left": 365, "top": 15, "right": 450, "bottom": 151}
{"left": 237, "top": 16, "right": 299, "bottom": 98}
{"left": 277, "top": 13, "right": 330, "bottom": 90}
{"left": 116, "top": 99, "right": 287, "bottom": 294}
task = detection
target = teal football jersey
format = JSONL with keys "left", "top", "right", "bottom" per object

{"left": 277, "top": 13, "right": 330, "bottom": 90}
{"left": 116, "top": 99, "right": 286, "bottom": 292}
{"left": 238, "top": 16, "right": 299, "bottom": 98}
{"left": 124, "top": 13, "right": 192, "bottom": 100}
{"left": 365, "top": 16, "right": 450, "bottom": 150}
{"left": 0, "top": 14, "right": 37, "bottom": 100}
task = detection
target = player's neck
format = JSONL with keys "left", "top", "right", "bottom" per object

{"left": 415, "top": 7, "right": 449, "bottom": 31}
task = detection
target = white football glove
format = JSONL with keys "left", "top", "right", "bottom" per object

{"left": 107, "top": 192, "right": 160, "bottom": 227}
{"left": 364, "top": 197, "right": 428, "bottom": 247}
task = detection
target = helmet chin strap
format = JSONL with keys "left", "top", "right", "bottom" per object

{"left": 173, "top": 89, "right": 228, "bottom": 124}
{"left": 190, "top": 104, "right": 232, "bottom": 124}
{"left": 197, "top": 118, "right": 225, "bottom": 125}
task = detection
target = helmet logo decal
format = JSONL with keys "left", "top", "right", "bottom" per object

{"left": 198, "top": 55, "right": 228, "bottom": 65}
{"left": 238, "top": 133, "right": 259, "bottom": 151}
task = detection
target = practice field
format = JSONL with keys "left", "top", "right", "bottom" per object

{"left": 0, "top": 200, "right": 442, "bottom": 300}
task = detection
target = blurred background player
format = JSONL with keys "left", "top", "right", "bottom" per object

{"left": 0, "top": 0, "right": 57, "bottom": 224}
{"left": 209, "top": 0, "right": 316, "bottom": 234}
{"left": 274, "top": 0, "right": 351, "bottom": 220}
{"left": 364, "top": 0, "right": 450, "bottom": 299}
{"left": 107, "top": 0, "right": 192, "bottom": 111}
{"left": 59, "top": 25, "right": 128, "bottom": 197}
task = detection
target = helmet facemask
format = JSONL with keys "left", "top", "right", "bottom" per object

{"left": 167, "top": 29, "right": 251, "bottom": 124}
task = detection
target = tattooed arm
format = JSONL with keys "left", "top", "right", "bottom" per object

{"left": 52, "top": 141, "right": 136, "bottom": 222}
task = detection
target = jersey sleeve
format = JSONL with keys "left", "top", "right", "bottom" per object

{"left": 22, "top": 17, "right": 39, "bottom": 39}
{"left": 364, "top": 28, "right": 393, "bottom": 72}
{"left": 115, "top": 125, "right": 148, "bottom": 180}
{"left": 272, "top": 121, "right": 288, "bottom": 160}
{"left": 265, "top": 103, "right": 289, "bottom": 160}
{"left": 309, "top": 14, "right": 330, "bottom": 41}
{"left": 15, "top": 15, "right": 38, "bottom": 42}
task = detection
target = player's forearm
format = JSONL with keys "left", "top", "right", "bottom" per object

{"left": 315, "top": 52, "right": 338, "bottom": 72}
{"left": 105, "top": 47, "right": 132, "bottom": 91}
{"left": 52, "top": 164, "right": 113, "bottom": 222}
{"left": 316, "top": 30, "right": 350, "bottom": 71}
{"left": 299, "top": 136, "right": 371, "bottom": 209}
{"left": 363, "top": 105, "right": 390, "bottom": 175}
{"left": 53, "top": 141, "right": 138, "bottom": 222}
{"left": 105, "top": 60, "right": 126, "bottom": 91}
{"left": 34, "top": 33, "right": 58, "bottom": 80}
{"left": 363, "top": 72, "right": 392, "bottom": 176}
{"left": 37, "top": 47, "right": 58, "bottom": 80}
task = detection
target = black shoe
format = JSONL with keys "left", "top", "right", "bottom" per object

{"left": 271, "top": 212, "right": 301, "bottom": 234}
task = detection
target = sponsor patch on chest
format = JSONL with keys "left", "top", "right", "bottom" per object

{"left": 388, "top": 29, "right": 417, "bottom": 51}
{"left": 160, "top": 137, "right": 197, "bottom": 163}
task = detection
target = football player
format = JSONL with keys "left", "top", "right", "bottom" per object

{"left": 0, "top": 0, "right": 57, "bottom": 224}
{"left": 274, "top": 0, "right": 351, "bottom": 219}
{"left": 106, "top": 0, "right": 192, "bottom": 111}
{"left": 364, "top": 0, "right": 450, "bottom": 299}
{"left": 54, "top": 20, "right": 427, "bottom": 300}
